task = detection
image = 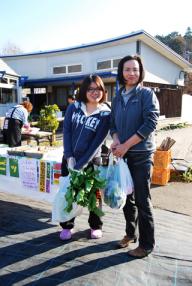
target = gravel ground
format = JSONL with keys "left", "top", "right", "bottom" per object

{"left": 106, "top": 123, "right": 192, "bottom": 217}
{"left": 153, "top": 124, "right": 192, "bottom": 216}
{"left": 155, "top": 125, "right": 192, "bottom": 165}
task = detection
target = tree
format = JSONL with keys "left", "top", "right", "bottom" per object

{"left": 184, "top": 27, "right": 192, "bottom": 61}
{"left": 156, "top": 32, "right": 185, "bottom": 56}
{"left": 1, "top": 41, "right": 23, "bottom": 55}
{"left": 38, "top": 104, "right": 60, "bottom": 142}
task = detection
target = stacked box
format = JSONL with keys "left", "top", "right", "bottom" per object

{"left": 152, "top": 149, "right": 171, "bottom": 185}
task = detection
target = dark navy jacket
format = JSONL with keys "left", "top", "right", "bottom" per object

{"left": 63, "top": 101, "right": 111, "bottom": 169}
{"left": 110, "top": 84, "right": 160, "bottom": 152}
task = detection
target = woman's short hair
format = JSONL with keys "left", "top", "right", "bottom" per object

{"left": 77, "top": 74, "right": 107, "bottom": 103}
{"left": 21, "top": 101, "right": 33, "bottom": 112}
{"left": 117, "top": 55, "right": 145, "bottom": 86}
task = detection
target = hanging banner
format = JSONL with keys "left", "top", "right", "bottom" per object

{"left": 39, "top": 161, "right": 52, "bottom": 193}
{"left": 52, "top": 162, "right": 61, "bottom": 184}
{"left": 0, "top": 156, "right": 7, "bottom": 175}
{"left": 46, "top": 162, "right": 51, "bottom": 193}
{"left": 39, "top": 160, "right": 46, "bottom": 192}
{"left": 9, "top": 158, "right": 19, "bottom": 177}
{"left": 19, "top": 158, "right": 38, "bottom": 189}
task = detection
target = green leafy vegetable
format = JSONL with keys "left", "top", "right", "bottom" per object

{"left": 64, "top": 166, "right": 106, "bottom": 216}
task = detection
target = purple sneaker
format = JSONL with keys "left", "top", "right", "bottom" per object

{"left": 90, "top": 229, "right": 102, "bottom": 239}
{"left": 59, "top": 229, "right": 73, "bottom": 240}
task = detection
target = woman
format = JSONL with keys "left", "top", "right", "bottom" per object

{"left": 111, "top": 55, "right": 160, "bottom": 258}
{"left": 3, "top": 101, "right": 33, "bottom": 147}
{"left": 60, "top": 74, "right": 110, "bottom": 240}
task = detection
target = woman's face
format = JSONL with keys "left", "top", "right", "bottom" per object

{"left": 123, "top": 59, "right": 140, "bottom": 87}
{"left": 86, "top": 82, "right": 103, "bottom": 104}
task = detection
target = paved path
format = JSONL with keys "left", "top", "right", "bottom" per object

{"left": 0, "top": 119, "right": 192, "bottom": 285}
{"left": 0, "top": 191, "right": 192, "bottom": 286}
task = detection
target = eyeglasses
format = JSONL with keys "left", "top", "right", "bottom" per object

{"left": 123, "top": 68, "right": 140, "bottom": 73}
{"left": 87, "top": 87, "right": 103, "bottom": 93}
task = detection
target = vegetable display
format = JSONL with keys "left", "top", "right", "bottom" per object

{"left": 65, "top": 166, "right": 106, "bottom": 217}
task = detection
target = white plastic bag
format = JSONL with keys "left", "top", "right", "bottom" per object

{"left": 52, "top": 176, "right": 83, "bottom": 223}
{"left": 102, "top": 156, "right": 134, "bottom": 209}
{"left": 118, "top": 158, "right": 134, "bottom": 195}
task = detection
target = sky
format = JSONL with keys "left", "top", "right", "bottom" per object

{"left": 0, "top": 0, "right": 191, "bottom": 54}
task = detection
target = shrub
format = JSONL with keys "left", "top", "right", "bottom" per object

{"left": 38, "top": 104, "right": 60, "bottom": 133}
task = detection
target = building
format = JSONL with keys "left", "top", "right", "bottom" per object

{"left": 1, "top": 30, "right": 192, "bottom": 117}
{"left": 0, "top": 59, "right": 22, "bottom": 116}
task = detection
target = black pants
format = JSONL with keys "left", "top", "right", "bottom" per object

{"left": 3, "top": 118, "right": 23, "bottom": 147}
{"left": 60, "top": 155, "right": 103, "bottom": 230}
{"left": 123, "top": 152, "right": 155, "bottom": 251}
{"left": 60, "top": 209, "right": 103, "bottom": 230}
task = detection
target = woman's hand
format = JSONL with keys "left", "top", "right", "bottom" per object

{"left": 113, "top": 134, "right": 142, "bottom": 157}
{"left": 23, "top": 123, "right": 32, "bottom": 132}
{"left": 110, "top": 133, "right": 120, "bottom": 152}
{"left": 112, "top": 143, "right": 129, "bottom": 158}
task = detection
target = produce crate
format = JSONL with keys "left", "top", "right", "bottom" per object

{"left": 151, "top": 167, "right": 170, "bottom": 185}
{"left": 153, "top": 149, "right": 171, "bottom": 169}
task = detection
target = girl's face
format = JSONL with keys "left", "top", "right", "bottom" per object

{"left": 123, "top": 59, "right": 140, "bottom": 87}
{"left": 86, "top": 82, "right": 103, "bottom": 104}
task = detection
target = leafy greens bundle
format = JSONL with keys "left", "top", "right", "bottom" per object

{"left": 65, "top": 166, "right": 106, "bottom": 217}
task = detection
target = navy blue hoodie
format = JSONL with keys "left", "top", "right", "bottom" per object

{"left": 63, "top": 101, "right": 111, "bottom": 170}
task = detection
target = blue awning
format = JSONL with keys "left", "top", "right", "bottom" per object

{"left": 23, "top": 71, "right": 117, "bottom": 87}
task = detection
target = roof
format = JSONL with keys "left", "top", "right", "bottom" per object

{"left": 1, "top": 30, "right": 192, "bottom": 72}
{"left": 0, "top": 58, "right": 19, "bottom": 77}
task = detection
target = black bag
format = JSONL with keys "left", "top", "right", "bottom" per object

{"left": 101, "top": 144, "right": 111, "bottom": 166}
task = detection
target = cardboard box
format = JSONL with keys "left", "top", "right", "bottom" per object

{"left": 154, "top": 149, "right": 171, "bottom": 169}
{"left": 152, "top": 167, "right": 170, "bottom": 185}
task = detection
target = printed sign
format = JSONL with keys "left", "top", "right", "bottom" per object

{"left": 0, "top": 156, "right": 7, "bottom": 175}
{"left": 19, "top": 158, "right": 38, "bottom": 189}
{"left": 9, "top": 158, "right": 19, "bottom": 177}
{"left": 39, "top": 160, "right": 46, "bottom": 192}
{"left": 46, "top": 162, "right": 51, "bottom": 193}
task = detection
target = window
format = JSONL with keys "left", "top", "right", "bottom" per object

{"left": 53, "top": 66, "right": 66, "bottom": 74}
{"left": 0, "top": 77, "right": 8, "bottom": 84}
{"left": 113, "top": 58, "right": 121, "bottom": 68}
{"left": 97, "top": 58, "right": 121, "bottom": 70}
{"left": 68, "top": 64, "right": 82, "bottom": 73}
{"left": 0, "top": 88, "right": 17, "bottom": 104}
{"left": 53, "top": 64, "right": 82, "bottom": 74}
{"left": 136, "top": 40, "right": 141, "bottom": 55}
{"left": 9, "top": 79, "right": 17, "bottom": 85}
{"left": 34, "top": 88, "right": 46, "bottom": 94}
{"left": 97, "top": 60, "right": 111, "bottom": 70}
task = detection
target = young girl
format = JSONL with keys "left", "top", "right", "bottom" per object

{"left": 60, "top": 74, "right": 110, "bottom": 240}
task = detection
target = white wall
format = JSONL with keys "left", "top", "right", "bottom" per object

{"left": 0, "top": 103, "right": 15, "bottom": 117}
{"left": 181, "top": 94, "right": 192, "bottom": 123}
{"left": 5, "top": 56, "right": 48, "bottom": 79}
{"left": 141, "top": 43, "right": 181, "bottom": 84}
{"left": 3, "top": 41, "right": 183, "bottom": 85}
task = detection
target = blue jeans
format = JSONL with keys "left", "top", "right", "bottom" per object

{"left": 123, "top": 152, "right": 155, "bottom": 251}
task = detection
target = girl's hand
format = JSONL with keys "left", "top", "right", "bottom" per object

{"left": 67, "top": 157, "right": 76, "bottom": 170}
